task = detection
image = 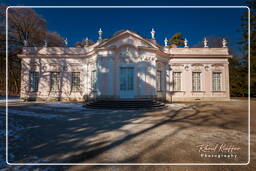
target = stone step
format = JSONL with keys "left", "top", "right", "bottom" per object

{"left": 85, "top": 99, "right": 166, "bottom": 110}
{"left": 85, "top": 105, "right": 167, "bottom": 110}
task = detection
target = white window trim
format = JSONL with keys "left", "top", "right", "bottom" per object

{"left": 173, "top": 72, "right": 182, "bottom": 91}
{"left": 50, "top": 72, "right": 61, "bottom": 92}
{"left": 91, "top": 70, "right": 97, "bottom": 92}
{"left": 29, "top": 71, "right": 39, "bottom": 92}
{"left": 192, "top": 72, "right": 201, "bottom": 92}
{"left": 212, "top": 72, "right": 222, "bottom": 92}
{"left": 157, "top": 70, "right": 162, "bottom": 92}
{"left": 71, "top": 72, "right": 80, "bottom": 92}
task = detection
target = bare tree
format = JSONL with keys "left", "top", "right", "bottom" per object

{"left": 0, "top": 4, "right": 65, "bottom": 96}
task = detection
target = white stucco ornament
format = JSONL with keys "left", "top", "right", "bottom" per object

{"left": 42, "top": 65, "right": 47, "bottom": 71}
{"left": 98, "top": 28, "right": 103, "bottom": 39}
{"left": 185, "top": 65, "right": 189, "bottom": 71}
{"left": 184, "top": 38, "right": 188, "bottom": 48}
{"left": 203, "top": 37, "right": 208, "bottom": 48}
{"left": 222, "top": 38, "right": 227, "bottom": 48}
{"left": 151, "top": 28, "right": 155, "bottom": 39}
{"left": 205, "top": 65, "right": 209, "bottom": 71}
{"left": 164, "top": 37, "right": 168, "bottom": 47}
{"left": 64, "top": 38, "right": 68, "bottom": 46}
{"left": 23, "top": 40, "right": 28, "bottom": 46}
{"left": 120, "top": 47, "right": 133, "bottom": 58}
{"left": 44, "top": 39, "right": 48, "bottom": 47}
{"left": 63, "top": 65, "right": 68, "bottom": 71}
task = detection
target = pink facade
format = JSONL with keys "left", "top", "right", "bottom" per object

{"left": 18, "top": 30, "right": 232, "bottom": 102}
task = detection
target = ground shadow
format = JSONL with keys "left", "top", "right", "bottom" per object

{"left": 6, "top": 101, "right": 247, "bottom": 164}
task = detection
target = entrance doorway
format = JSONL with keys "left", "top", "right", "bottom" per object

{"left": 120, "top": 67, "right": 134, "bottom": 98}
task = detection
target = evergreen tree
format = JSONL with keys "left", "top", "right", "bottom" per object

{"left": 238, "top": 1, "right": 256, "bottom": 97}
{"left": 168, "top": 32, "right": 185, "bottom": 47}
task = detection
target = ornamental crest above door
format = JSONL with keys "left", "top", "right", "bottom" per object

{"left": 119, "top": 47, "right": 134, "bottom": 58}
{"left": 119, "top": 46, "right": 138, "bottom": 63}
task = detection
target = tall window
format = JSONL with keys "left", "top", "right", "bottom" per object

{"left": 212, "top": 72, "right": 221, "bottom": 91}
{"left": 71, "top": 72, "right": 80, "bottom": 92}
{"left": 173, "top": 72, "right": 181, "bottom": 91}
{"left": 192, "top": 72, "right": 201, "bottom": 91}
{"left": 157, "top": 70, "right": 162, "bottom": 91}
{"left": 91, "top": 70, "right": 97, "bottom": 91}
{"left": 50, "top": 72, "right": 60, "bottom": 91}
{"left": 30, "top": 71, "right": 39, "bottom": 92}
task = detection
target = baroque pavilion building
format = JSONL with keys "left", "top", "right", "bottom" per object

{"left": 18, "top": 29, "right": 232, "bottom": 102}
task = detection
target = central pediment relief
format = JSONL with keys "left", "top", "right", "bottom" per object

{"left": 117, "top": 46, "right": 139, "bottom": 64}
{"left": 98, "top": 30, "right": 158, "bottom": 49}
{"left": 105, "top": 36, "right": 152, "bottom": 49}
{"left": 119, "top": 47, "right": 137, "bottom": 58}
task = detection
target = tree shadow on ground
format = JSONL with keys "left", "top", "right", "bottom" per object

{"left": 68, "top": 103, "right": 241, "bottom": 163}
{"left": 7, "top": 102, "right": 244, "bottom": 164}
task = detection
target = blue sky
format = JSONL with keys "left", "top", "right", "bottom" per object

{"left": 5, "top": 0, "right": 249, "bottom": 53}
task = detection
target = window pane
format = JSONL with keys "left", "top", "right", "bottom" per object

{"left": 51, "top": 72, "right": 60, "bottom": 91}
{"left": 128, "top": 68, "right": 134, "bottom": 90}
{"left": 120, "top": 68, "right": 125, "bottom": 90}
{"left": 120, "top": 67, "right": 134, "bottom": 91}
{"left": 192, "top": 72, "right": 201, "bottom": 91}
{"left": 30, "top": 71, "right": 39, "bottom": 92}
{"left": 71, "top": 72, "right": 80, "bottom": 91}
{"left": 157, "top": 70, "right": 162, "bottom": 91}
{"left": 213, "top": 72, "right": 221, "bottom": 91}
{"left": 173, "top": 72, "right": 181, "bottom": 91}
{"left": 91, "top": 70, "right": 97, "bottom": 91}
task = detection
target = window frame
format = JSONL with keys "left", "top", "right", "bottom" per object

{"left": 29, "top": 71, "right": 39, "bottom": 92}
{"left": 71, "top": 72, "right": 80, "bottom": 92}
{"left": 50, "top": 72, "right": 60, "bottom": 92}
{"left": 120, "top": 67, "right": 134, "bottom": 91}
{"left": 91, "top": 70, "right": 97, "bottom": 91}
{"left": 173, "top": 72, "right": 182, "bottom": 91}
{"left": 192, "top": 72, "right": 201, "bottom": 92}
{"left": 157, "top": 70, "right": 162, "bottom": 92}
{"left": 212, "top": 72, "right": 222, "bottom": 92}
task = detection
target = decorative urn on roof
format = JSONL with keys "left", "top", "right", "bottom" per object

{"left": 151, "top": 28, "right": 155, "bottom": 39}
{"left": 98, "top": 28, "right": 103, "bottom": 40}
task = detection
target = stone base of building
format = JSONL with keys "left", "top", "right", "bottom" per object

{"left": 169, "top": 96, "right": 230, "bottom": 102}
{"left": 21, "top": 95, "right": 159, "bottom": 102}
{"left": 95, "top": 95, "right": 158, "bottom": 100}
{"left": 21, "top": 96, "right": 85, "bottom": 102}
{"left": 21, "top": 95, "right": 230, "bottom": 102}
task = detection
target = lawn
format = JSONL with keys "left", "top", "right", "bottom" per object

{"left": 0, "top": 99, "right": 255, "bottom": 171}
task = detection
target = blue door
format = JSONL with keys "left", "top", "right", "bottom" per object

{"left": 120, "top": 67, "right": 134, "bottom": 98}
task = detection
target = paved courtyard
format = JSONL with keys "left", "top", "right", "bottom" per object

{"left": 0, "top": 99, "right": 255, "bottom": 170}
